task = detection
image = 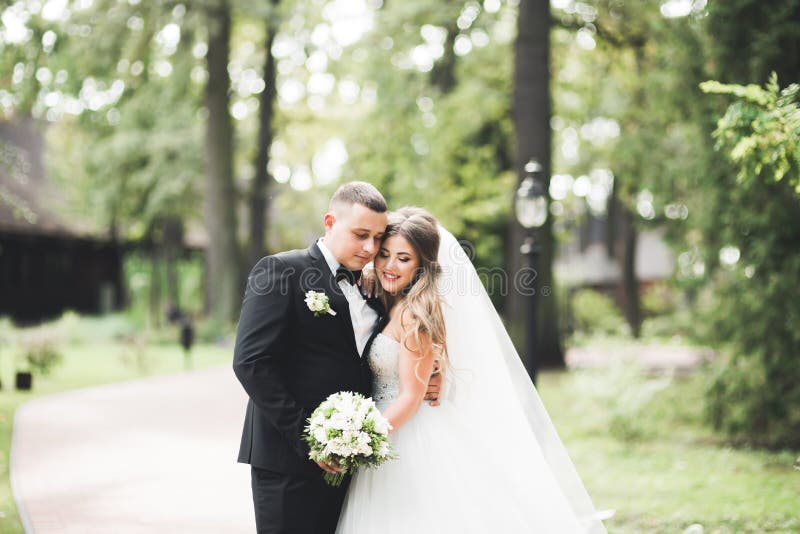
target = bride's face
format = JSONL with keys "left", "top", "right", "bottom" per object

{"left": 375, "top": 235, "right": 421, "bottom": 295}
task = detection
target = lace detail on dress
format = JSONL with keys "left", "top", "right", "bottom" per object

{"left": 368, "top": 333, "right": 401, "bottom": 403}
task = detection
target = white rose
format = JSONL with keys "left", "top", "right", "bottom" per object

{"left": 328, "top": 437, "right": 346, "bottom": 456}
{"left": 313, "top": 426, "right": 327, "bottom": 443}
{"left": 335, "top": 401, "right": 355, "bottom": 417}
{"left": 354, "top": 405, "right": 369, "bottom": 423}
{"left": 305, "top": 291, "right": 329, "bottom": 313}
{"left": 373, "top": 416, "right": 390, "bottom": 435}
{"left": 311, "top": 413, "right": 326, "bottom": 426}
{"left": 329, "top": 413, "right": 349, "bottom": 430}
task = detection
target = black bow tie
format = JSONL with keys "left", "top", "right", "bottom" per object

{"left": 335, "top": 266, "right": 361, "bottom": 286}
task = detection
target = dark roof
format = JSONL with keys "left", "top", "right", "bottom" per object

{"left": 0, "top": 117, "right": 100, "bottom": 240}
{"left": 0, "top": 116, "right": 208, "bottom": 248}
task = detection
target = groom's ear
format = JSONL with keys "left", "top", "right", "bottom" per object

{"left": 323, "top": 212, "right": 336, "bottom": 231}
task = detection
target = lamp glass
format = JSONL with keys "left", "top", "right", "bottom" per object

{"left": 515, "top": 195, "right": 548, "bottom": 228}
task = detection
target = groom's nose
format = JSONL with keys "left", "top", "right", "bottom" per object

{"left": 362, "top": 239, "right": 377, "bottom": 254}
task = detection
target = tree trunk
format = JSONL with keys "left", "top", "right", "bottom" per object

{"left": 617, "top": 46, "right": 646, "bottom": 338}
{"left": 605, "top": 176, "right": 618, "bottom": 259}
{"left": 248, "top": 10, "right": 279, "bottom": 269}
{"left": 108, "top": 215, "right": 127, "bottom": 310}
{"left": 430, "top": 24, "right": 458, "bottom": 94}
{"left": 149, "top": 248, "right": 162, "bottom": 328}
{"left": 163, "top": 217, "right": 184, "bottom": 309}
{"left": 510, "top": 0, "right": 564, "bottom": 370}
{"left": 620, "top": 206, "right": 641, "bottom": 337}
{"left": 204, "top": 2, "right": 241, "bottom": 323}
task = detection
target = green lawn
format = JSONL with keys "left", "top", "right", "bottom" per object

{"left": 0, "top": 340, "right": 233, "bottom": 534}
{"left": 538, "top": 367, "right": 800, "bottom": 533}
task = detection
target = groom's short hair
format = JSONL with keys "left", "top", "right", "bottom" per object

{"left": 330, "top": 181, "right": 387, "bottom": 214}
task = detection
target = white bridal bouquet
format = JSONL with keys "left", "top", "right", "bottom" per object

{"left": 304, "top": 391, "right": 395, "bottom": 486}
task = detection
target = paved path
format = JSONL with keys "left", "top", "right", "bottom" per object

{"left": 566, "top": 344, "right": 714, "bottom": 375}
{"left": 11, "top": 366, "right": 256, "bottom": 533}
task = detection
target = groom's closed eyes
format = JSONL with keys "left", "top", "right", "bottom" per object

{"left": 353, "top": 228, "right": 384, "bottom": 240}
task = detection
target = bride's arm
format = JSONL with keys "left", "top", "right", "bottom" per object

{"left": 381, "top": 332, "right": 436, "bottom": 432}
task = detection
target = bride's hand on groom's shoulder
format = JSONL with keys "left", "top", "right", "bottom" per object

{"left": 358, "top": 263, "right": 378, "bottom": 298}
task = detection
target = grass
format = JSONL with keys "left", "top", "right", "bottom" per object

{"left": 538, "top": 365, "right": 800, "bottom": 533}
{"left": 0, "top": 339, "right": 233, "bottom": 534}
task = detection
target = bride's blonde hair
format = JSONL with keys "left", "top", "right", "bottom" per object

{"left": 381, "top": 207, "right": 448, "bottom": 381}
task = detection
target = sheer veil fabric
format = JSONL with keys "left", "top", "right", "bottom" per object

{"left": 336, "top": 227, "right": 607, "bottom": 533}
{"left": 436, "top": 226, "right": 607, "bottom": 534}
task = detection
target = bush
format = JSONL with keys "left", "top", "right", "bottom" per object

{"left": 640, "top": 307, "right": 704, "bottom": 341}
{"left": 568, "top": 361, "right": 677, "bottom": 442}
{"left": 17, "top": 328, "right": 63, "bottom": 376}
{"left": 117, "top": 333, "right": 153, "bottom": 373}
{"left": 51, "top": 311, "right": 141, "bottom": 344}
{"left": 700, "top": 77, "right": 800, "bottom": 448}
{"left": 641, "top": 281, "right": 680, "bottom": 317}
{"left": 570, "top": 288, "right": 628, "bottom": 338}
{"left": 0, "top": 316, "right": 14, "bottom": 346}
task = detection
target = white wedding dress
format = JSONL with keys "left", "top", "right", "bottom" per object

{"left": 336, "top": 228, "right": 606, "bottom": 534}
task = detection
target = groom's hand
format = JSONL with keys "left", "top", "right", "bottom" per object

{"left": 314, "top": 458, "right": 345, "bottom": 475}
{"left": 424, "top": 361, "right": 442, "bottom": 406}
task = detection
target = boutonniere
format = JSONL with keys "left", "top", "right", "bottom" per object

{"left": 305, "top": 290, "right": 337, "bottom": 317}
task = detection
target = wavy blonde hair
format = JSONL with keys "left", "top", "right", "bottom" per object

{"left": 380, "top": 207, "right": 448, "bottom": 382}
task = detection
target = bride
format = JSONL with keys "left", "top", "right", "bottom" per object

{"left": 336, "top": 207, "right": 607, "bottom": 533}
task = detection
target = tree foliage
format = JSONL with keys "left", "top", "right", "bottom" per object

{"left": 700, "top": 76, "right": 800, "bottom": 448}
{"left": 702, "top": 76, "right": 800, "bottom": 194}
{"left": 338, "top": 1, "right": 517, "bottom": 281}
{"left": 3, "top": 0, "right": 800, "bottom": 447}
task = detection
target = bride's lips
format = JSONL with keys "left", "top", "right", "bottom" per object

{"left": 381, "top": 272, "right": 399, "bottom": 283}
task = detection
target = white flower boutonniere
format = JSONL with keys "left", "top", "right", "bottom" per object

{"left": 305, "top": 290, "right": 337, "bottom": 317}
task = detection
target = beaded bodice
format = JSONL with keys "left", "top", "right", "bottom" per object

{"left": 368, "top": 333, "right": 401, "bottom": 403}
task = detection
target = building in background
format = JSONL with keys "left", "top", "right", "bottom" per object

{"left": 556, "top": 212, "right": 674, "bottom": 297}
{"left": 0, "top": 117, "right": 124, "bottom": 324}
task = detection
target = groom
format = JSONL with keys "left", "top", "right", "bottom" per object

{"left": 233, "top": 182, "right": 438, "bottom": 533}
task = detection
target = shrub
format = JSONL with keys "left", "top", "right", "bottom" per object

{"left": 52, "top": 311, "right": 141, "bottom": 344}
{"left": 570, "top": 288, "right": 628, "bottom": 338}
{"left": 700, "top": 77, "right": 800, "bottom": 448}
{"left": 568, "top": 361, "right": 676, "bottom": 443}
{"left": 641, "top": 281, "right": 680, "bottom": 317}
{"left": 18, "top": 328, "right": 63, "bottom": 376}
{"left": 0, "top": 316, "right": 14, "bottom": 349}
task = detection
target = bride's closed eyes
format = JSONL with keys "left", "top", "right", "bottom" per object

{"left": 378, "top": 249, "right": 411, "bottom": 262}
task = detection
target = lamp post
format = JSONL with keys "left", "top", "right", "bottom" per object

{"left": 515, "top": 158, "right": 549, "bottom": 384}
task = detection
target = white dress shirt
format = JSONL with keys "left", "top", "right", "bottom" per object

{"left": 317, "top": 239, "right": 379, "bottom": 356}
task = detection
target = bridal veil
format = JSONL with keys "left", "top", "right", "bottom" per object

{"left": 437, "top": 226, "right": 607, "bottom": 534}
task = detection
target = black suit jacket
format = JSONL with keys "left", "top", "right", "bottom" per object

{"left": 233, "top": 243, "right": 386, "bottom": 476}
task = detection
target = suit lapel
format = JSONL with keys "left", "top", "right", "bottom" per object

{"left": 307, "top": 243, "right": 359, "bottom": 357}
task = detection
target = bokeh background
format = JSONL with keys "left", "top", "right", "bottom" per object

{"left": 0, "top": 0, "right": 798, "bottom": 532}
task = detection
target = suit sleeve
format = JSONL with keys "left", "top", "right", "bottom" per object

{"left": 232, "top": 255, "right": 309, "bottom": 460}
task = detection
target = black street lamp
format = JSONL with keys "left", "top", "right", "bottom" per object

{"left": 515, "top": 158, "right": 549, "bottom": 384}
